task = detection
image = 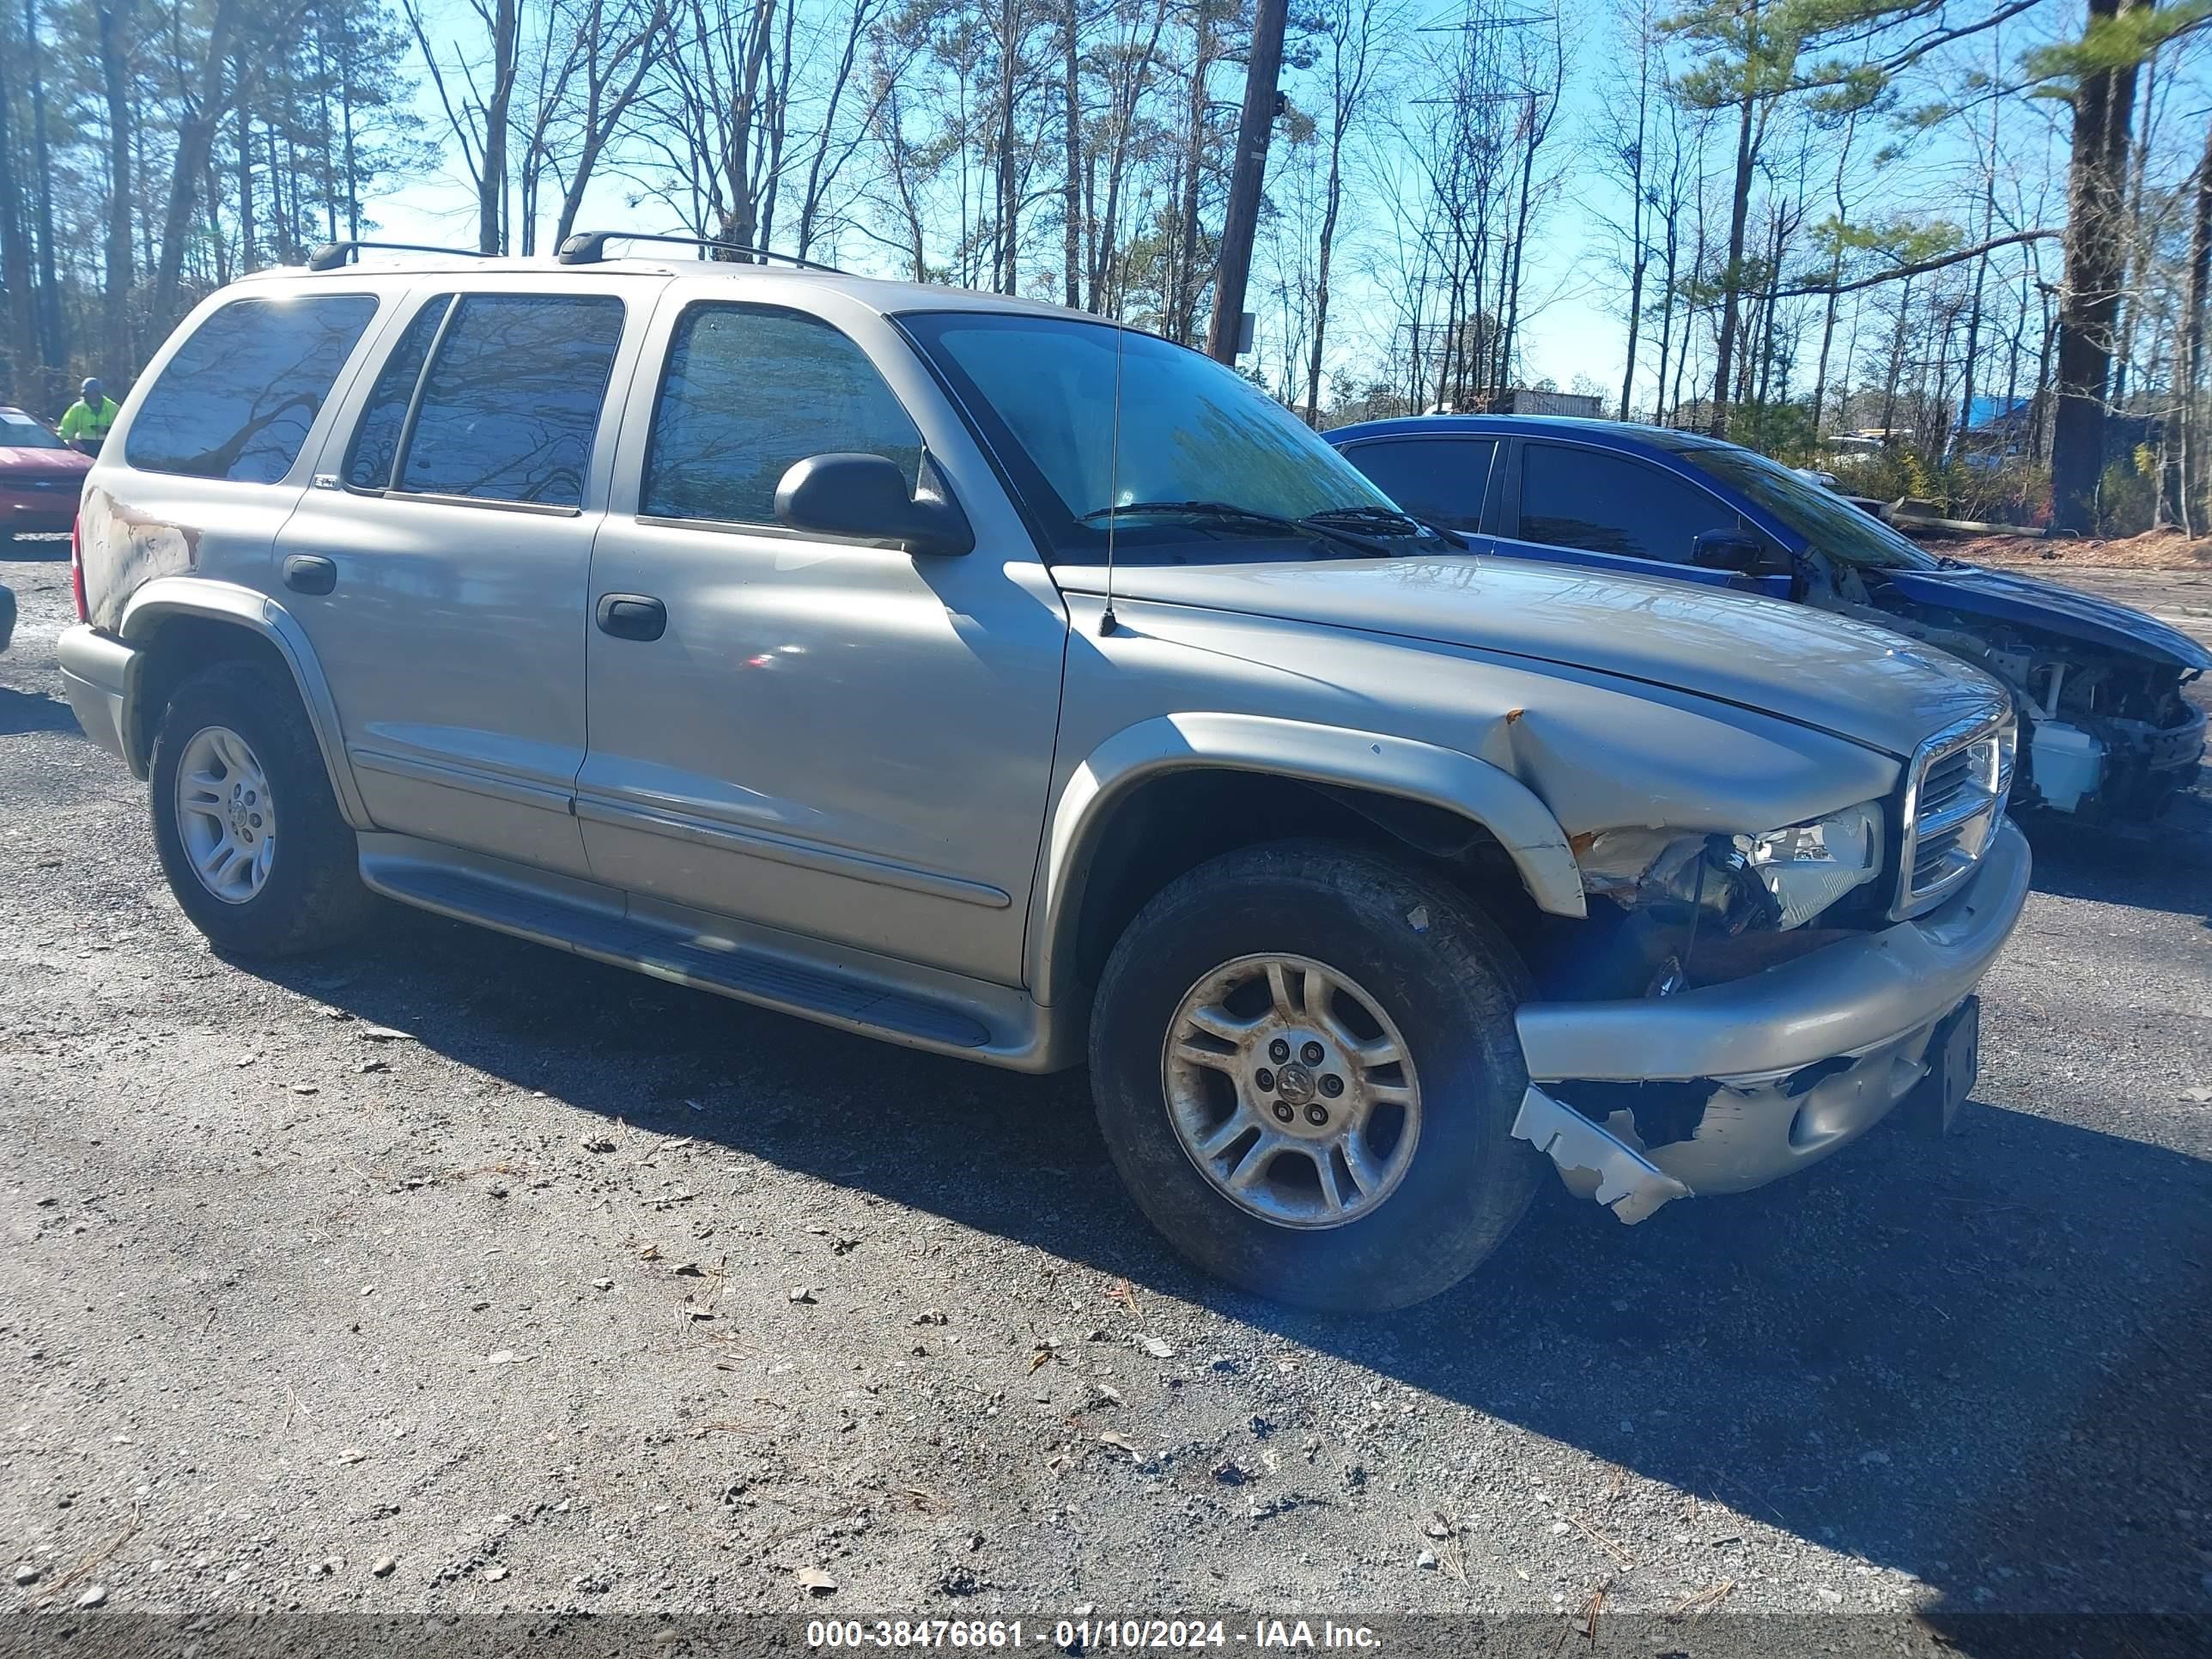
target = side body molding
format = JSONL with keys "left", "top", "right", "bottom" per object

{"left": 117, "top": 577, "right": 372, "bottom": 828}
{"left": 1027, "top": 712, "right": 1585, "bottom": 1006}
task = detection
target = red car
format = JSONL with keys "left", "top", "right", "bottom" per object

{"left": 0, "top": 404, "right": 89, "bottom": 547}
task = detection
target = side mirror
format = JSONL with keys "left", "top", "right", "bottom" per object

{"left": 774, "top": 453, "right": 974, "bottom": 557}
{"left": 1690, "top": 529, "right": 1787, "bottom": 576}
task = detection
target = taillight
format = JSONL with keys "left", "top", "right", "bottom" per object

{"left": 70, "top": 511, "right": 87, "bottom": 623}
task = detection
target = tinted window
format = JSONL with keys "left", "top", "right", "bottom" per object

{"left": 644, "top": 305, "right": 922, "bottom": 526}
{"left": 398, "top": 294, "right": 624, "bottom": 507}
{"left": 1516, "top": 443, "right": 1741, "bottom": 563}
{"left": 125, "top": 295, "right": 376, "bottom": 483}
{"left": 344, "top": 295, "right": 452, "bottom": 489}
{"left": 1682, "top": 443, "right": 1941, "bottom": 571}
{"left": 1342, "top": 437, "right": 1494, "bottom": 532}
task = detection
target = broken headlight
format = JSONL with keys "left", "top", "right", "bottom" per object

{"left": 1735, "top": 801, "right": 1883, "bottom": 929}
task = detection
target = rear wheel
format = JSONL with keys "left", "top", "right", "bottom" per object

{"left": 1088, "top": 840, "right": 1540, "bottom": 1312}
{"left": 149, "top": 659, "right": 373, "bottom": 957}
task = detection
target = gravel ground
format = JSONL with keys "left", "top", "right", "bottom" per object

{"left": 3, "top": 541, "right": 2209, "bottom": 1652}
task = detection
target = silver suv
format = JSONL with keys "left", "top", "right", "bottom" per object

{"left": 58, "top": 240, "right": 2030, "bottom": 1310}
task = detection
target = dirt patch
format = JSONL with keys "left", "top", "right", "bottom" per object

{"left": 1947, "top": 527, "right": 2212, "bottom": 570}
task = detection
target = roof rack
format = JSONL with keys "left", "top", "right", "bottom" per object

{"left": 556, "top": 230, "right": 844, "bottom": 272}
{"left": 305, "top": 240, "right": 493, "bottom": 272}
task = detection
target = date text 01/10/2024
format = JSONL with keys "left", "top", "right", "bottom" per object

{"left": 805, "top": 1620, "right": 1383, "bottom": 1650}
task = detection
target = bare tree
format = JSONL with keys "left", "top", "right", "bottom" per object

{"left": 405, "top": 0, "right": 520, "bottom": 252}
{"left": 1301, "top": 0, "right": 1384, "bottom": 422}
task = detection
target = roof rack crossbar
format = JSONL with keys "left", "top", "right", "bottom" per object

{"left": 556, "top": 230, "right": 843, "bottom": 273}
{"left": 306, "top": 240, "right": 494, "bottom": 272}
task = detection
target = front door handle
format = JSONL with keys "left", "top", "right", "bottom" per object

{"left": 283, "top": 554, "right": 337, "bottom": 595}
{"left": 595, "top": 593, "right": 667, "bottom": 641}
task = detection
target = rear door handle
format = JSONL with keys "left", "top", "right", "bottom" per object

{"left": 595, "top": 593, "right": 667, "bottom": 641}
{"left": 283, "top": 554, "right": 337, "bottom": 595}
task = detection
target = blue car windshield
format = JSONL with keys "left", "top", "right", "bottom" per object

{"left": 1683, "top": 445, "right": 1942, "bottom": 572}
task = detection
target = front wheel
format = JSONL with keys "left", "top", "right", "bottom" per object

{"left": 1088, "top": 840, "right": 1541, "bottom": 1312}
{"left": 149, "top": 659, "right": 374, "bottom": 957}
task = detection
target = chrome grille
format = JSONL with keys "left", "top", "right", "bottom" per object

{"left": 1895, "top": 711, "right": 2014, "bottom": 917}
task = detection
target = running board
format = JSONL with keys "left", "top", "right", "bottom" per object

{"left": 362, "top": 855, "right": 994, "bottom": 1051}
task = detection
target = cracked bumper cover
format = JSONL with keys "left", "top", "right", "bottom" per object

{"left": 1512, "top": 817, "right": 2031, "bottom": 1221}
{"left": 58, "top": 623, "right": 136, "bottom": 767}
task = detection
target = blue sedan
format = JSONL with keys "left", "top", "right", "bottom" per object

{"left": 1328, "top": 414, "right": 2209, "bottom": 823}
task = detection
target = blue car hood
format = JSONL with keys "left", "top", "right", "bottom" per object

{"left": 1878, "top": 564, "right": 2212, "bottom": 672}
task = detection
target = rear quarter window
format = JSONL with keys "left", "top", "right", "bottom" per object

{"left": 125, "top": 294, "right": 378, "bottom": 483}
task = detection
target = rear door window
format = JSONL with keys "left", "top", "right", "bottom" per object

{"left": 393, "top": 294, "right": 625, "bottom": 508}
{"left": 1341, "top": 437, "right": 1494, "bottom": 532}
{"left": 125, "top": 294, "right": 377, "bottom": 483}
{"left": 1516, "top": 442, "right": 1741, "bottom": 564}
{"left": 642, "top": 304, "right": 922, "bottom": 526}
{"left": 343, "top": 295, "right": 453, "bottom": 490}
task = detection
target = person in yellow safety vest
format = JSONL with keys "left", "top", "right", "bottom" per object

{"left": 58, "top": 378, "right": 119, "bottom": 447}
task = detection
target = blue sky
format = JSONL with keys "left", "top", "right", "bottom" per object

{"left": 361, "top": 1, "right": 2131, "bottom": 410}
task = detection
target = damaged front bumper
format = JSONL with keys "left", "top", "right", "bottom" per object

{"left": 1511, "top": 817, "right": 2031, "bottom": 1223}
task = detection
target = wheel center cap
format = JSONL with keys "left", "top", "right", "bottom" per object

{"left": 1275, "top": 1062, "right": 1316, "bottom": 1106}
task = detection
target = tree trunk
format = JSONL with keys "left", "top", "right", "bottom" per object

{"left": 479, "top": 0, "right": 518, "bottom": 254}
{"left": 1652, "top": 183, "right": 1679, "bottom": 427}
{"left": 234, "top": 59, "right": 254, "bottom": 274}
{"left": 994, "top": 0, "right": 1020, "bottom": 294}
{"left": 1304, "top": 89, "right": 1348, "bottom": 424}
{"left": 96, "top": 3, "right": 133, "bottom": 379}
{"left": 1089, "top": 0, "right": 1167, "bottom": 313}
{"left": 796, "top": 0, "right": 873, "bottom": 260}
{"left": 339, "top": 21, "right": 361, "bottom": 241}
{"left": 1171, "top": 12, "right": 1214, "bottom": 345}
{"left": 1880, "top": 276, "right": 1913, "bottom": 441}
{"left": 717, "top": 0, "right": 777, "bottom": 255}
{"left": 1060, "top": 4, "right": 1082, "bottom": 307}
{"left": 1617, "top": 31, "right": 1651, "bottom": 422}
{"left": 2110, "top": 46, "right": 2156, "bottom": 411}
{"left": 23, "top": 0, "right": 62, "bottom": 390}
{"left": 0, "top": 39, "right": 34, "bottom": 404}
{"left": 2180, "top": 119, "right": 2211, "bottom": 533}
{"left": 1494, "top": 94, "right": 1540, "bottom": 401}
{"left": 1954, "top": 177, "right": 1996, "bottom": 459}
{"left": 1708, "top": 84, "right": 1758, "bottom": 436}
{"left": 2050, "top": 0, "right": 2149, "bottom": 534}
{"left": 1207, "top": 0, "right": 1285, "bottom": 362}
{"left": 155, "top": 0, "right": 244, "bottom": 329}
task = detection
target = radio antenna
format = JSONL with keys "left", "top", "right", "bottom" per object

{"left": 1098, "top": 322, "right": 1126, "bottom": 637}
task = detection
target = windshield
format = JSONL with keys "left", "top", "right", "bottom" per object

{"left": 1682, "top": 443, "right": 1941, "bottom": 571}
{"left": 0, "top": 408, "right": 67, "bottom": 450}
{"left": 902, "top": 310, "right": 1411, "bottom": 563}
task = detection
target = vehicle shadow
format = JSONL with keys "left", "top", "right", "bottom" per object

{"left": 0, "top": 532, "right": 72, "bottom": 562}
{"left": 241, "top": 897, "right": 2212, "bottom": 1632}
{"left": 0, "top": 684, "right": 80, "bottom": 736}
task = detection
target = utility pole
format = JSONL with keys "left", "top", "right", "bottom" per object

{"left": 1206, "top": 0, "right": 1289, "bottom": 365}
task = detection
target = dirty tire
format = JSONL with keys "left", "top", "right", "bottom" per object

{"left": 149, "top": 658, "right": 373, "bottom": 957}
{"left": 1089, "top": 839, "right": 1540, "bottom": 1312}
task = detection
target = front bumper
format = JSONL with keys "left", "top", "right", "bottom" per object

{"left": 1512, "top": 817, "right": 2031, "bottom": 1221}
{"left": 58, "top": 623, "right": 138, "bottom": 770}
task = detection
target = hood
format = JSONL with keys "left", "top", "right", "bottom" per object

{"left": 0, "top": 446, "right": 88, "bottom": 473}
{"left": 1083, "top": 555, "right": 2009, "bottom": 760}
{"left": 1876, "top": 563, "right": 2212, "bottom": 672}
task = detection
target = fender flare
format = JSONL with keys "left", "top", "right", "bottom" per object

{"left": 1026, "top": 711, "right": 1585, "bottom": 1006}
{"left": 118, "top": 577, "right": 372, "bottom": 828}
